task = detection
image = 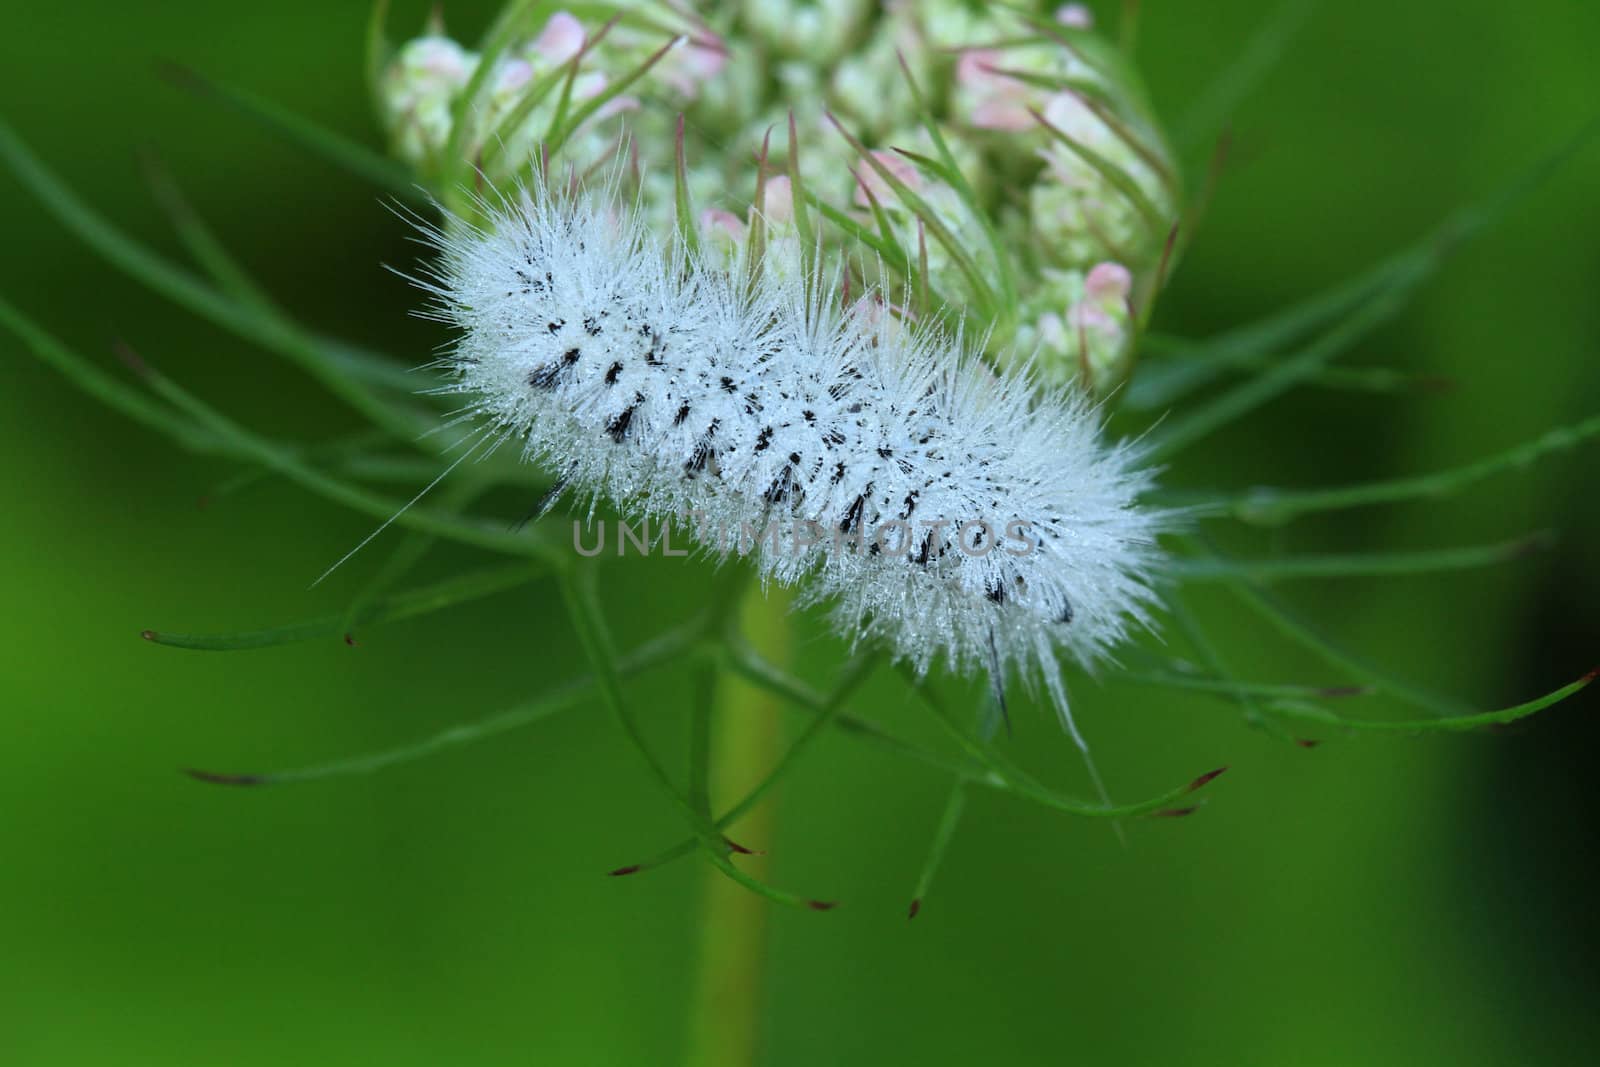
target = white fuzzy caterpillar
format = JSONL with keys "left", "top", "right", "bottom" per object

{"left": 417, "top": 181, "right": 1163, "bottom": 723}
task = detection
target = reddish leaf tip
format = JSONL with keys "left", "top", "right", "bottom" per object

{"left": 1581, "top": 667, "right": 1598, "bottom": 685}
{"left": 111, "top": 339, "right": 151, "bottom": 378}
{"left": 183, "top": 768, "right": 264, "bottom": 787}
{"left": 1188, "top": 766, "right": 1228, "bottom": 792}
{"left": 807, "top": 900, "right": 838, "bottom": 912}
{"left": 1155, "top": 806, "right": 1199, "bottom": 818}
{"left": 1295, "top": 738, "right": 1322, "bottom": 749}
{"left": 140, "top": 629, "right": 157, "bottom": 641}
{"left": 343, "top": 633, "right": 358, "bottom": 647}
{"left": 607, "top": 864, "right": 641, "bottom": 877}
{"left": 725, "top": 837, "right": 764, "bottom": 856}
{"left": 908, "top": 899, "right": 922, "bottom": 919}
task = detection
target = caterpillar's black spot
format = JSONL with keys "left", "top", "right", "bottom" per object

{"left": 604, "top": 362, "right": 623, "bottom": 386}
{"left": 1056, "top": 600, "right": 1074, "bottom": 625}
{"left": 673, "top": 402, "right": 691, "bottom": 426}
{"left": 848, "top": 403, "right": 864, "bottom": 414}
{"left": 823, "top": 429, "right": 846, "bottom": 448}
{"left": 606, "top": 404, "right": 636, "bottom": 443}
{"left": 877, "top": 446, "right": 894, "bottom": 459}
{"left": 547, "top": 319, "right": 565, "bottom": 334}
{"left": 764, "top": 467, "right": 796, "bottom": 505}
{"left": 840, "top": 494, "right": 865, "bottom": 534}
{"left": 743, "top": 393, "right": 762, "bottom": 415}
{"left": 788, "top": 452, "right": 801, "bottom": 466}
{"left": 720, "top": 376, "right": 737, "bottom": 393}
{"left": 527, "top": 347, "right": 580, "bottom": 390}
{"left": 802, "top": 410, "right": 816, "bottom": 423}
{"left": 985, "top": 581, "right": 1007, "bottom": 606}
{"left": 900, "top": 491, "right": 918, "bottom": 520}
{"left": 754, "top": 427, "right": 773, "bottom": 452}
{"left": 583, "top": 316, "right": 602, "bottom": 336}
{"left": 831, "top": 461, "right": 846, "bottom": 484}
{"left": 685, "top": 439, "right": 714, "bottom": 474}
{"left": 513, "top": 475, "right": 569, "bottom": 530}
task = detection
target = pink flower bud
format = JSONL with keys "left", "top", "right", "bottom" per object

{"left": 1055, "top": 4, "right": 1094, "bottom": 29}
{"left": 853, "top": 151, "right": 922, "bottom": 207}
{"left": 759, "top": 175, "right": 794, "bottom": 225}
{"left": 533, "top": 11, "right": 586, "bottom": 66}
{"left": 1041, "top": 92, "right": 1106, "bottom": 145}
{"left": 493, "top": 58, "right": 534, "bottom": 97}
{"left": 659, "top": 35, "right": 729, "bottom": 99}
{"left": 1085, "top": 262, "right": 1132, "bottom": 303}
{"left": 956, "top": 50, "right": 1036, "bottom": 132}
{"left": 699, "top": 208, "right": 747, "bottom": 243}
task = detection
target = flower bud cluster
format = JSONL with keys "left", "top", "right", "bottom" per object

{"left": 379, "top": 2, "right": 1180, "bottom": 394}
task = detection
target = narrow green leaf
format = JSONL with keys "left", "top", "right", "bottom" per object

{"left": 438, "top": 0, "right": 544, "bottom": 191}
{"left": 184, "top": 621, "right": 698, "bottom": 786}
{"left": 1222, "top": 567, "right": 1472, "bottom": 717}
{"left": 895, "top": 53, "right": 1018, "bottom": 312}
{"left": 560, "top": 567, "right": 834, "bottom": 910}
{"left": 1124, "top": 256, "right": 1408, "bottom": 411}
{"left": 907, "top": 781, "right": 966, "bottom": 919}
{"left": 131, "top": 354, "right": 566, "bottom": 563}
{"left": 1130, "top": 117, "right": 1598, "bottom": 414}
{"left": 545, "top": 29, "right": 678, "bottom": 160}
{"left": 478, "top": 58, "right": 575, "bottom": 173}
{"left": 539, "top": 20, "right": 603, "bottom": 159}
{"left": 365, "top": 0, "right": 393, "bottom": 112}
{"left": 1175, "top": 0, "right": 1321, "bottom": 154}
{"left": 139, "top": 152, "right": 277, "bottom": 312}
{"left": 618, "top": 649, "right": 880, "bottom": 876}
{"left": 1165, "top": 593, "right": 1289, "bottom": 738}
{"left": 334, "top": 459, "right": 497, "bottom": 640}
{"left": 806, "top": 192, "right": 911, "bottom": 274}
{"left": 723, "top": 646, "right": 988, "bottom": 781}
{"left": 672, "top": 113, "right": 702, "bottom": 258}
{"left": 1266, "top": 670, "right": 1595, "bottom": 735}
{"left": 828, "top": 111, "right": 998, "bottom": 315}
{"left": 1030, "top": 105, "right": 1168, "bottom": 238}
{"left": 162, "top": 65, "right": 418, "bottom": 200}
{"left": 1117, "top": 669, "right": 1372, "bottom": 703}
{"left": 0, "top": 297, "right": 218, "bottom": 454}
{"left": 1167, "top": 532, "right": 1552, "bottom": 581}
{"left": 0, "top": 119, "right": 431, "bottom": 442}
{"left": 686, "top": 658, "right": 716, "bottom": 818}
{"left": 900, "top": 666, "right": 1228, "bottom": 819}
{"left": 144, "top": 562, "right": 548, "bottom": 651}
{"left": 1144, "top": 269, "right": 1418, "bottom": 461}
{"left": 1190, "top": 416, "right": 1600, "bottom": 525}
{"left": 786, "top": 110, "right": 816, "bottom": 285}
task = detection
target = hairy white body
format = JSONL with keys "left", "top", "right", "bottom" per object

{"left": 421, "top": 184, "right": 1162, "bottom": 718}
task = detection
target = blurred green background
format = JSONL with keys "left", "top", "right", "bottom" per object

{"left": 3, "top": 2, "right": 1597, "bottom": 1064}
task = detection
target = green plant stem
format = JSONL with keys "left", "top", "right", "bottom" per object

{"left": 685, "top": 581, "right": 792, "bottom": 1067}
